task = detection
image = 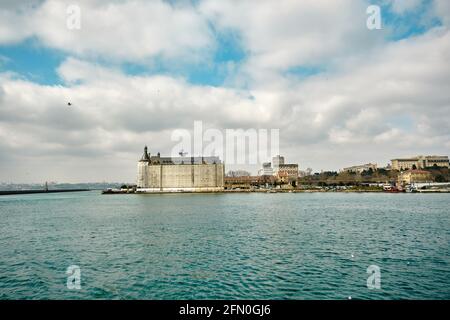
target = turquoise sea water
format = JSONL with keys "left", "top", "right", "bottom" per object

{"left": 0, "top": 191, "right": 449, "bottom": 300}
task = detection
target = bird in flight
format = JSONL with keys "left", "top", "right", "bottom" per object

{"left": 67, "top": 102, "right": 72, "bottom": 106}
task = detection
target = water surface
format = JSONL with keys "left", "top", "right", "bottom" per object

{"left": 0, "top": 191, "right": 449, "bottom": 299}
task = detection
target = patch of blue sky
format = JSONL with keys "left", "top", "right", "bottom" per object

{"left": 122, "top": 28, "right": 246, "bottom": 87}
{"left": 0, "top": 37, "right": 65, "bottom": 85}
{"left": 387, "top": 114, "right": 415, "bottom": 132}
{"left": 372, "top": 0, "right": 442, "bottom": 41}
{"left": 187, "top": 28, "right": 246, "bottom": 86}
{"left": 0, "top": 26, "right": 246, "bottom": 88}
{"left": 284, "top": 65, "right": 324, "bottom": 79}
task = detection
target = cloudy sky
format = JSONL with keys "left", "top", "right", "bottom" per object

{"left": 0, "top": 0, "right": 449, "bottom": 183}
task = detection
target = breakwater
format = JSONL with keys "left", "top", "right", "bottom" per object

{"left": 0, "top": 189, "right": 90, "bottom": 196}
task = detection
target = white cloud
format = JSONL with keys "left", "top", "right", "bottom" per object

{"left": 200, "top": 0, "right": 386, "bottom": 80}
{"left": 0, "top": 0, "right": 449, "bottom": 181}
{"left": 2, "top": 24, "right": 449, "bottom": 181}
{"left": 389, "top": 0, "right": 423, "bottom": 14}
{"left": 0, "top": 0, "right": 213, "bottom": 63}
{"left": 433, "top": 0, "right": 450, "bottom": 26}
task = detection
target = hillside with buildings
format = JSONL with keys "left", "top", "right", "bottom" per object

{"left": 103, "top": 151, "right": 450, "bottom": 194}
{"left": 226, "top": 154, "right": 449, "bottom": 192}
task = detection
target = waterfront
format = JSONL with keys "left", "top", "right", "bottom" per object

{"left": 0, "top": 191, "right": 449, "bottom": 299}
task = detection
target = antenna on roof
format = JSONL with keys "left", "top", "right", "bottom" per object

{"left": 179, "top": 149, "right": 188, "bottom": 157}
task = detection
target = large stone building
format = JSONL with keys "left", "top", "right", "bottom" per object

{"left": 136, "top": 146, "right": 225, "bottom": 192}
{"left": 391, "top": 155, "right": 449, "bottom": 171}
{"left": 341, "top": 163, "right": 377, "bottom": 173}
{"left": 277, "top": 164, "right": 299, "bottom": 180}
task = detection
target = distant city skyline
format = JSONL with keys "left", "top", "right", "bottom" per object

{"left": 0, "top": 0, "right": 449, "bottom": 183}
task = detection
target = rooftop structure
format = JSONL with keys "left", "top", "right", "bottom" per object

{"left": 140, "top": 146, "right": 221, "bottom": 165}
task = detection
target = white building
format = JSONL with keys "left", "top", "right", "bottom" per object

{"left": 341, "top": 163, "right": 377, "bottom": 173}
{"left": 391, "top": 155, "right": 449, "bottom": 171}
{"left": 272, "top": 155, "right": 285, "bottom": 175}
{"left": 137, "top": 146, "right": 225, "bottom": 193}
{"left": 258, "top": 162, "right": 273, "bottom": 176}
{"left": 259, "top": 155, "right": 299, "bottom": 180}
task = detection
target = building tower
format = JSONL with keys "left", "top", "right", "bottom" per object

{"left": 272, "top": 155, "right": 285, "bottom": 175}
{"left": 137, "top": 146, "right": 150, "bottom": 187}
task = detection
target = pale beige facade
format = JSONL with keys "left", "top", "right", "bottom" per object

{"left": 391, "top": 158, "right": 419, "bottom": 171}
{"left": 136, "top": 147, "right": 225, "bottom": 192}
{"left": 277, "top": 164, "right": 299, "bottom": 180}
{"left": 271, "top": 155, "right": 299, "bottom": 180}
{"left": 422, "top": 156, "right": 449, "bottom": 168}
{"left": 399, "top": 170, "right": 432, "bottom": 184}
{"left": 391, "top": 155, "right": 449, "bottom": 170}
{"left": 341, "top": 163, "right": 377, "bottom": 173}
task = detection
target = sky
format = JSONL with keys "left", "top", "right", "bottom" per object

{"left": 0, "top": 0, "right": 449, "bottom": 183}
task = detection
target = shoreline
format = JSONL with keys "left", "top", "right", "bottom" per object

{"left": 102, "top": 189, "right": 450, "bottom": 195}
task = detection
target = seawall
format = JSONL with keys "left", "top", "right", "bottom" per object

{"left": 0, "top": 189, "right": 90, "bottom": 196}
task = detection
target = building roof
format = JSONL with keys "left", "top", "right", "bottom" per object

{"left": 140, "top": 147, "right": 222, "bottom": 164}
{"left": 392, "top": 155, "right": 449, "bottom": 161}
{"left": 391, "top": 158, "right": 419, "bottom": 161}
{"left": 149, "top": 155, "right": 221, "bottom": 164}
{"left": 279, "top": 164, "right": 298, "bottom": 168}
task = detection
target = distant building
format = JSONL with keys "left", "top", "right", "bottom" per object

{"left": 258, "top": 155, "right": 298, "bottom": 186}
{"left": 299, "top": 168, "right": 313, "bottom": 177}
{"left": 391, "top": 158, "right": 419, "bottom": 171}
{"left": 341, "top": 163, "right": 377, "bottom": 174}
{"left": 271, "top": 155, "right": 299, "bottom": 184}
{"left": 420, "top": 155, "right": 449, "bottom": 168}
{"left": 272, "top": 155, "right": 285, "bottom": 174}
{"left": 298, "top": 170, "right": 308, "bottom": 178}
{"left": 399, "top": 170, "right": 432, "bottom": 185}
{"left": 136, "top": 146, "right": 224, "bottom": 192}
{"left": 258, "top": 162, "right": 273, "bottom": 176}
{"left": 276, "top": 164, "right": 299, "bottom": 180}
{"left": 224, "top": 175, "right": 278, "bottom": 189}
{"left": 226, "top": 170, "right": 251, "bottom": 177}
{"left": 391, "top": 155, "right": 449, "bottom": 171}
